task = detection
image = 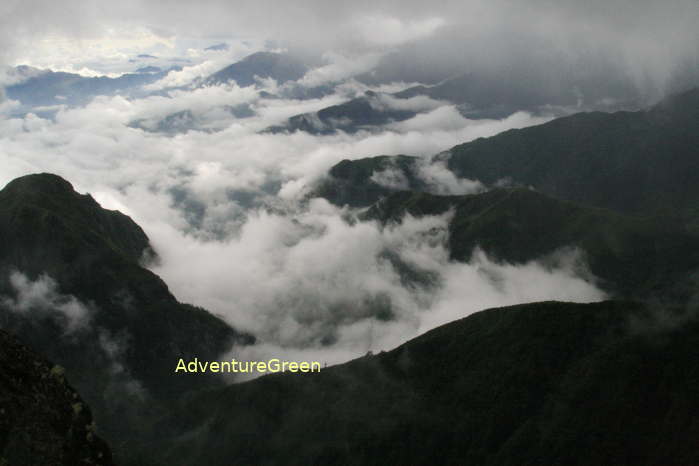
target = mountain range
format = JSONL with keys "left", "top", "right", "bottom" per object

{"left": 148, "top": 300, "right": 699, "bottom": 466}
{"left": 316, "top": 87, "right": 699, "bottom": 227}
{"left": 5, "top": 65, "right": 177, "bottom": 111}
{"left": 2, "top": 86, "right": 698, "bottom": 464}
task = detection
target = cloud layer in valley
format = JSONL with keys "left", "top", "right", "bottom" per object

{"left": 0, "top": 73, "right": 589, "bottom": 368}
{"left": 3, "top": 0, "right": 684, "bottom": 371}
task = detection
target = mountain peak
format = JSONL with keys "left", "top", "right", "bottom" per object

{"left": 3, "top": 172, "right": 78, "bottom": 196}
{"left": 0, "top": 172, "right": 150, "bottom": 265}
{"left": 203, "top": 51, "right": 308, "bottom": 87}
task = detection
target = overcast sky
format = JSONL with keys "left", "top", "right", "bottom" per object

{"left": 1, "top": 0, "right": 697, "bottom": 91}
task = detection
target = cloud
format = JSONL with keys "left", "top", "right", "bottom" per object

{"left": 147, "top": 201, "right": 604, "bottom": 368}
{"left": 0, "top": 41, "right": 601, "bottom": 372}
{"left": 1, "top": 0, "right": 696, "bottom": 101}
{"left": 418, "top": 247, "right": 605, "bottom": 333}
{"left": 370, "top": 167, "right": 411, "bottom": 191}
{"left": 98, "top": 329, "right": 146, "bottom": 399}
{"left": 370, "top": 93, "right": 444, "bottom": 113}
{"left": 416, "top": 155, "right": 484, "bottom": 196}
{"left": 2, "top": 271, "right": 91, "bottom": 334}
{"left": 298, "top": 52, "right": 382, "bottom": 87}
{"left": 0, "top": 270, "right": 147, "bottom": 398}
{"left": 143, "top": 42, "right": 261, "bottom": 90}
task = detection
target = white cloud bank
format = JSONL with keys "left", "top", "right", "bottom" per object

{"left": 0, "top": 61, "right": 600, "bottom": 371}
{"left": 2, "top": 271, "right": 91, "bottom": 334}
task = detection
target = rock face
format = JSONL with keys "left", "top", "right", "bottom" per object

{"left": 362, "top": 188, "right": 699, "bottom": 302}
{"left": 0, "top": 173, "right": 246, "bottom": 401}
{"left": 0, "top": 329, "right": 114, "bottom": 465}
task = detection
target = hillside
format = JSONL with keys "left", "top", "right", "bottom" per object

{"left": 268, "top": 91, "right": 420, "bottom": 135}
{"left": 363, "top": 188, "right": 699, "bottom": 302}
{"left": 0, "top": 173, "right": 252, "bottom": 461}
{"left": 313, "top": 154, "right": 424, "bottom": 206}
{"left": 315, "top": 88, "right": 699, "bottom": 222}
{"left": 152, "top": 300, "right": 699, "bottom": 466}
{"left": 445, "top": 87, "right": 699, "bottom": 227}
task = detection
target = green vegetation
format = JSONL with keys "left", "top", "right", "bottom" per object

{"left": 313, "top": 154, "right": 422, "bottom": 207}
{"left": 363, "top": 188, "right": 699, "bottom": 302}
{"left": 151, "top": 301, "right": 699, "bottom": 465}
{"left": 446, "top": 88, "right": 699, "bottom": 229}
{"left": 3, "top": 86, "right": 699, "bottom": 464}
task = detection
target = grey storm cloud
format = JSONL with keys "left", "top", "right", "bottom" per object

{"left": 2, "top": 0, "right": 697, "bottom": 65}
{"left": 0, "top": 0, "right": 695, "bottom": 102}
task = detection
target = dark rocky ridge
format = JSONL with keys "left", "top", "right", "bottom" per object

{"left": 0, "top": 173, "right": 252, "bottom": 463}
{"left": 0, "top": 328, "right": 114, "bottom": 465}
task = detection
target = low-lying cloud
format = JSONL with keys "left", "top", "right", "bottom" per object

{"left": 149, "top": 201, "right": 605, "bottom": 368}
{"left": 2, "top": 271, "right": 91, "bottom": 334}
{"left": 0, "top": 44, "right": 602, "bottom": 371}
{"left": 0, "top": 270, "right": 146, "bottom": 397}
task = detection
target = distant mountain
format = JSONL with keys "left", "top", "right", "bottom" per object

{"left": 0, "top": 328, "right": 114, "bottom": 465}
{"left": 5, "top": 66, "right": 175, "bottom": 109}
{"left": 268, "top": 91, "right": 419, "bottom": 134}
{"left": 129, "top": 103, "right": 255, "bottom": 134}
{"left": 394, "top": 71, "right": 644, "bottom": 118}
{"left": 151, "top": 300, "right": 699, "bottom": 466}
{"left": 311, "top": 88, "right": 699, "bottom": 303}
{"left": 267, "top": 69, "right": 651, "bottom": 135}
{"left": 205, "top": 43, "right": 229, "bottom": 51}
{"left": 316, "top": 155, "right": 699, "bottom": 301}
{"left": 135, "top": 65, "right": 162, "bottom": 73}
{"left": 203, "top": 51, "right": 308, "bottom": 87}
{"left": 0, "top": 173, "right": 252, "bottom": 462}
